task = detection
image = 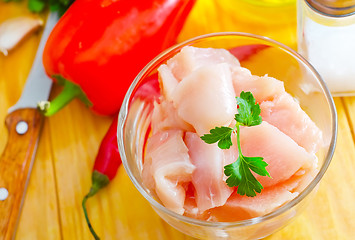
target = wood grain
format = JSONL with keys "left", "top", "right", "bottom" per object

{"left": 0, "top": 109, "right": 43, "bottom": 240}
{"left": 15, "top": 120, "right": 62, "bottom": 240}
{"left": 46, "top": 93, "right": 112, "bottom": 240}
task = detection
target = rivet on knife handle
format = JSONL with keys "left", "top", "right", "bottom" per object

{"left": 0, "top": 109, "right": 44, "bottom": 240}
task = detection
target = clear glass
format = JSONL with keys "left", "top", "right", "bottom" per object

{"left": 118, "top": 32, "right": 337, "bottom": 240}
{"left": 298, "top": 0, "right": 355, "bottom": 96}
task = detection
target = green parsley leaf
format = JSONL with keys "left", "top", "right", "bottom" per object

{"left": 235, "top": 91, "right": 262, "bottom": 127}
{"left": 224, "top": 155, "right": 269, "bottom": 197}
{"left": 200, "top": 126, "right": 233, "bottom": 149}
{"left": 246, "top": 156, "right": 270, "bottom": 177}
{"left": 200, "top": 91, "right": 271, "bottom": 197}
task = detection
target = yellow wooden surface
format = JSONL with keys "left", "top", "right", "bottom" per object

{"left": 0, "top": 0, "right": 354, "bottom": 239}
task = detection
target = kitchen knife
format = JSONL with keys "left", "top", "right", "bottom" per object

{"left": 0, "top": 12, "right": 58, "bottom": 240}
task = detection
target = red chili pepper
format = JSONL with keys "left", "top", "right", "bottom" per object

{"left": 82, "top": 116, "right": 120, "bottom": 240}
{"left": 40, "top": 0, "right": 196, "bottom": 116}
{"left": 229, "top": 44, "right": 269, "bottom": 62}
{"left": 81, "top": 74, "right": 160, "bottom": 240}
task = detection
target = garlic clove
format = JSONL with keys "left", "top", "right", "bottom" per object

{"left": 0, "top": 16, "right": 43, "bottom": 56}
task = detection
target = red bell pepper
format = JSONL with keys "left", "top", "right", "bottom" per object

{"left": 40, "top": 0, "right": 196, "bottom": 116}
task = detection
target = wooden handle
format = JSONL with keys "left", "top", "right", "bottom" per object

{"left": 0, "top": 109, "right": 44, "bottom": 240}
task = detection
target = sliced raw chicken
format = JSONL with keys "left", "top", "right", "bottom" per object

{"left": 151, "top": 100, "right": 194, "bottom": 134}
{"left": 157, "top": 64, "right": 179, "bottom": 101}
{"left": 209, "top": 167, "right": 317, "bottom": 222}
{"left": 230, "top": 122, "right": 316, "bottom": 187}
{"left": 142, "top": 130, "right": 195, "bottom": 214}
{"left": 183, "top": 183, "right": 212, "bottom": 220}
{"left": 231, "top": 66, "right": 253, "bottom": 85}
{"left": 166, "top": 46, "right": 241, "bottom": 81}
{"left": 233, "top": 74, "right": 285, "bottom": 103}
{"left": 260, "top": 93, "right": 323, "bottom": 153}
{"left": 209, "top": 183, "right": 299, "bottom": 222}
{"left": 281, "top": 167, "right": 318, "bottom": 194}
{"left": 172, "top": 63, "right": 236, "bottom": 135}
{"left": 142, "top": 46, "right": 323, "bottom": 220}
{"left": 185, "top": 132, "right": 233, "bottom": 213}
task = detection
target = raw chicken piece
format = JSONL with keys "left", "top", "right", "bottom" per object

{"left": 260, "top": 92, "right": 323, "bottom": 153}
{"left": 185, "top": 132, "right": 233, "bottom": 213}
{"left": 233, "top": 74, "right": 285, "bottom": 103}
{"left": 172, "top": 63, "right": 236, "bottom": 135}
{"left": 183, "top": 183, "right": 212, "bottom": 220}
{"left": 142, "top": 46, "right": 323, "bottom": 220}
{"left": 209, "top": 183, "right": 298, "bottom": 222}
{"left": 151, "top": 100, "right": 194, "bottom": 134}
{"left": 166, "top": 46, "right": 240, "bottom": 81}
{"left": 209, "top": 167, "right": 317, "bottom": 222}
{"left": 142, "top": 130, "right": 195, "bottom": 214}
{"left": 231, "top": 66, "right": 253, "bottom": 85}
{"left": 225, "top": 122, "right": 316, "bottom": 188}
{"left": 281, "top": 168, "right": 317, "bottom": 194}
{"left": 157, "top": 64, "right": 179, "bottom": 101}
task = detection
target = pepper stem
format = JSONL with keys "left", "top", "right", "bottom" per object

{"left": 82, "top": 192, "right": 101, "bottom": 240}
{"left": 82, "top": 170, "right": 110, "bottom": 240}
{"left": 37, "top": 75, "right": 92, "bottom": 116}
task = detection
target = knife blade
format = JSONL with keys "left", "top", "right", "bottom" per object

{"left": 0, "top": 12, "right": 58, "bottom": 240}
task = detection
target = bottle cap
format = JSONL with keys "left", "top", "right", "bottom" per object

{"left": 306, "top": 0, "right": 355, "bottom": 17}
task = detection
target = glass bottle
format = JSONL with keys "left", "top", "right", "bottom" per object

{"left": 298, "top": 0, "right": 355, "bottom": 95}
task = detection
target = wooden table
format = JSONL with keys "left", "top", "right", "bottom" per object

{"left": 0, "top": 0, "right": 354, "bottom": 239}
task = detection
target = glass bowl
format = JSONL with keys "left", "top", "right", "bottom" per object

{"left": 117, "top": 32, "right": 337, "bottom": 240}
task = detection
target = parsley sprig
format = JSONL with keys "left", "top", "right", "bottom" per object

{"left": 201, "top": 91, "right": 270, "bottom": 197}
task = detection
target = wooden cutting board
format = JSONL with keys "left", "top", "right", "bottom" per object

{"left": 0, "top": 0, "right": 354, "bottom": 239}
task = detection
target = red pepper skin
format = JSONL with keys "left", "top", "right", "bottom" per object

{"left": 42, "top": 0, "right": 196, "bottom": 116}
{"left": 229, "top": 44, "right": 269, "bottom": 62}
{"left": 92, "top": 116, "right": 120, "bottom": 180}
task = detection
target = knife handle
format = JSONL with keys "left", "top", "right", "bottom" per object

{"left": 0, "top": 109, "right": 44, "bottom": 240}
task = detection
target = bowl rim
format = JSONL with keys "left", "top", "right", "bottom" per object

{"left": 117, "top": 32, "right": 337, "bottom": 228}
